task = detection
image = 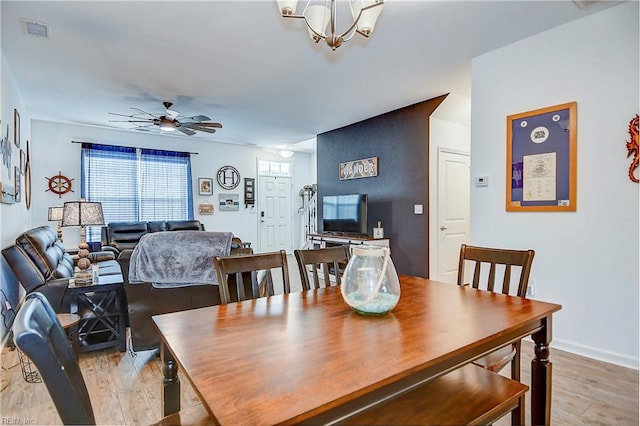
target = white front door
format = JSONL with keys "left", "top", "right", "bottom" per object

{"left": 436, "top": 150, "right": 470, "bottom": 283}
{"left": 258, "top": 176, "right": 293, "bottom": 253}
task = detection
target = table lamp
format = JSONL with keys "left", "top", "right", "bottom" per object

{"left": 62, "top": 199, "right": 105, "bottom": 283}
{"left": 47, "top": 206, "right": 64, "bottom": 242}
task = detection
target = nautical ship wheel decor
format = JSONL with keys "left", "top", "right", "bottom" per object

{"left": 46, "top": 172, "right": 74, "bottom": 198}
{"left": 216, "top": 165, "right": 240, "bottom": 190}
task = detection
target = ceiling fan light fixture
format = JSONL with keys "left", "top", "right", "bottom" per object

{"left": 278, "top": 0, "right": 383, "bottom": 50}
{"left": 279, "top": 149, "right": 295, "bottom": 158}
{"left": 159, "top": 120, "right": 177, "bottom": 132}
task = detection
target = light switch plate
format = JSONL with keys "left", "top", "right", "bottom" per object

{"left": 414, "top": 204, "right": 423, "bottom": 215}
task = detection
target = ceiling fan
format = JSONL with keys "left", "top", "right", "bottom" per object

{"left": 109, "top": 101, "right": 222, "bottom": 136}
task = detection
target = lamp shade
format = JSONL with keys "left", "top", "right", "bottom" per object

{"left": 61, "top": 201, "right": 105, "bottom": 227}
{"left": 305, "top": 4, "right": 330, "bottom": 40}
{"left": 351, "top": 0, "right": 383, "bottom": 35}
{"left": 47, "top": 206, "right": 64, "bottom": 221}
{"left": 277, "top": 0, "right": 298, "bottom": 15}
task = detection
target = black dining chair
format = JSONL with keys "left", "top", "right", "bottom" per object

{"left": 12, "top": 292, "right": 211, "bottom": 426}
{"left": 457, "top": 243, "right": 535, "bottom": 382}
{"left": 214, "top": 250, "right": 291, "bottom": 304}
{"left": 294, "top": 245, "right": 350, "bottom": 290}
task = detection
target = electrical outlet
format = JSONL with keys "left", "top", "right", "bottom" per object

{"left": 526, "top": 280, "right": 535, "bottom": 297}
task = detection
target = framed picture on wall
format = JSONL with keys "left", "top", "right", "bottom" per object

{"left": 13, "top": 108, "right": 20, "bottom": 148}
{"left": 198, "top": 177, "right": 213, "bottom": 195}
{"left": 219, "top": 193, "right": 240, "bottom": 211}
{"left": 14, "top": 166, "right": 21, "bottom": 203}
{"left": 506, "top": 101, "right": 577, "bottom": 212}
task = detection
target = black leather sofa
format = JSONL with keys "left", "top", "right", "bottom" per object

{"left": 101, "top": 220, "right": 253, "bottom": 351}
{"left": 100, "top": 220, "right": 205, "bottom": 256}
{"left": 2, "top": 226, "right": 121, "bottom": 312}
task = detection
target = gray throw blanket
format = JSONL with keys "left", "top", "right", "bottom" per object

{"left": 128, "top": 231, "right": 232, "bottom": 288}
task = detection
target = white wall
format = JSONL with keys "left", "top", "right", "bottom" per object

{"left": 28, "top": 120, "right": 315, "bottom": 251}
{"left": 471, "top": 2, "right": 639, "bottom": 368}
{"left": 1, "top": 51, "right": 31, "bottom": 342}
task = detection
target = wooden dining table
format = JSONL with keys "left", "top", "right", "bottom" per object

{"left": 152, "top": 275, "right": 562, "bottom": 425}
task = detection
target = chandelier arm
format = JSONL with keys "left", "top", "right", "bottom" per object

{"left": 279, "top": 0, "right": 383, "bottom": 48}
{"left": 281, "top": 14, "right": 325, "bottom": 41}
{"left": 338, "top": 1, "right": 384, "bottom": 40}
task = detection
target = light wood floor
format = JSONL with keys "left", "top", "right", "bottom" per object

{"left": 1, "top": 337, "right": 637, "bottom": 425}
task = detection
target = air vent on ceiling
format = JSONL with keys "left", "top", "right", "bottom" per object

{"left": 23, "top": 20, "right": 51, "bottom": 38}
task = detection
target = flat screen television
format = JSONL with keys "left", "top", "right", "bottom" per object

{"left": 322, "top": 194, "right": 368, "bottom": 236}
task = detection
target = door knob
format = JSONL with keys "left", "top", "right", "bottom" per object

{"left": 440, "top": 226, "right": 448, "bottom": 231}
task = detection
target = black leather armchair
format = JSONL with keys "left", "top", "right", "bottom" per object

{"left": 2, "top": 226, "right": 121, "bottom": 312}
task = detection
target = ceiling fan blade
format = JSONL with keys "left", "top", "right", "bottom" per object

{"left": 189, "top": 126, "right": 216, "bottom": 134}
{"left": 109, "top": 119, "right": 155, "bottom": 123}
{"left": 130, "top": 107, "right": 159, "bottom": 117}
{"left": 109, "top": 112, "right": 137, "bottom": 118}
{"left": 177, "top": 127, "right": 196, "bottom": 136}
{"left": 182, "top": 115, "right": 211, "bottom": 122}
{"left": 182, "top": 121, "right": 222, "bottom": 129}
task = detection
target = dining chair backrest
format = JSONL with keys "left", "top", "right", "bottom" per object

{"left": 457, "top": 244, "right": 535, "bottom": 297}
{"left": 214, "top": 250, "right": 290, "bottom": 304}
{"left": 294, "top": 245, "right": 350, "bottom": 290}
{"left": 13, "top": 292, "right": 96, "bottom": 425}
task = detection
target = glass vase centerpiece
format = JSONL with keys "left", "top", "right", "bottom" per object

{"left": 341, "top": 245, "right": 400, "bottom": 315}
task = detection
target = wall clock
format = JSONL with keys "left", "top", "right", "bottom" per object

{"left": 216, "top": 165, "right": 240, "bottom": 190}
{"left": 46, "top": 172, "right": 74, "bottom": 198}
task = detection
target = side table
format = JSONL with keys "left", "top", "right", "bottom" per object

{"left": 67, "top": 273, "right": 126, "bottom": 353}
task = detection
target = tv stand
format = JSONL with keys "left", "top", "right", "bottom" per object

{"left": 308, "top": 233, "right": 390, "bottom": 249}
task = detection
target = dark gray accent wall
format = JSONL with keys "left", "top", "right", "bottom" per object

{"left": 317, "top": 95, "right": 447, "bottom": 278}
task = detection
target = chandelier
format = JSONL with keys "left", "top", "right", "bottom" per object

{"left": 276, "top": 0, "right": 384, "bottom": 50}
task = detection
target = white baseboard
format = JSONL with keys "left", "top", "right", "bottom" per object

{"left": 524, "top": 337, "right": 639, "bottom": 370}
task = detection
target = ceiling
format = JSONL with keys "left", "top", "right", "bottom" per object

{"left": 1, "top": 1, "right": 618, "bottom": 150}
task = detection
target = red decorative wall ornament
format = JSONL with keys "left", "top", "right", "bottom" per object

{"left": 626, "top": 114, "right": 639, "bottom": 183}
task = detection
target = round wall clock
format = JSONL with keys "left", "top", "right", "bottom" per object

{"left": 216, "top": 165, "right": 240, "bottom": 190}
{"left": 46, "top": 172, "right": 74, "bottom": 198}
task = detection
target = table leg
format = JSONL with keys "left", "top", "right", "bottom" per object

{"left": 531, "top": 315, "right": 553, "bottom": 426}
{"left": 161, "top": 342, "right": 181, "bottom": 417}
{"left": 117, "top": 288, "right": 126, "bottom": 352}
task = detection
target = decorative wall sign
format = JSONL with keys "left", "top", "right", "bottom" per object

{"left": 244, "top": 177, "right": 255, "bottom": 207}
{"left": 626, "top": 114, "right": 639, "bottom": 183}
{"left": 14, "top": 166, "right": 21, "bottom": 203}
{"left": 507, "top": 102, "right": 577, "bottom": 212}
{"left": 1, "top": 182, "right": 15, "bottom": 204}
{"left": 198, "top": 177, "right": 213, "bottom": 195}
{"left": 198, "top": 201, "right": 214, "bottom": 215}
{"left": 20, "top": 149, "right": 25, "bottom": 173}
{"left": 219, "top": 193, "right": 240, "bottom": 211}
{"left": 217, "top": 165, "right": 240, "bottom": 190}
{"left": 1, "top": 123, "right": 11, "bottom": 180}
{"left": 339, "top": 157, "right": 378, "bottom": 180}
{"left": 14, "top": 108, "right": 20, "bottom": 148}
{"left": 46, "top": 172, "right": 74, "bottom": 198}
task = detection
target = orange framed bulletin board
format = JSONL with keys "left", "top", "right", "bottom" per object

{"left": 506, "top": 102, "right": 577, "bottom": 212}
